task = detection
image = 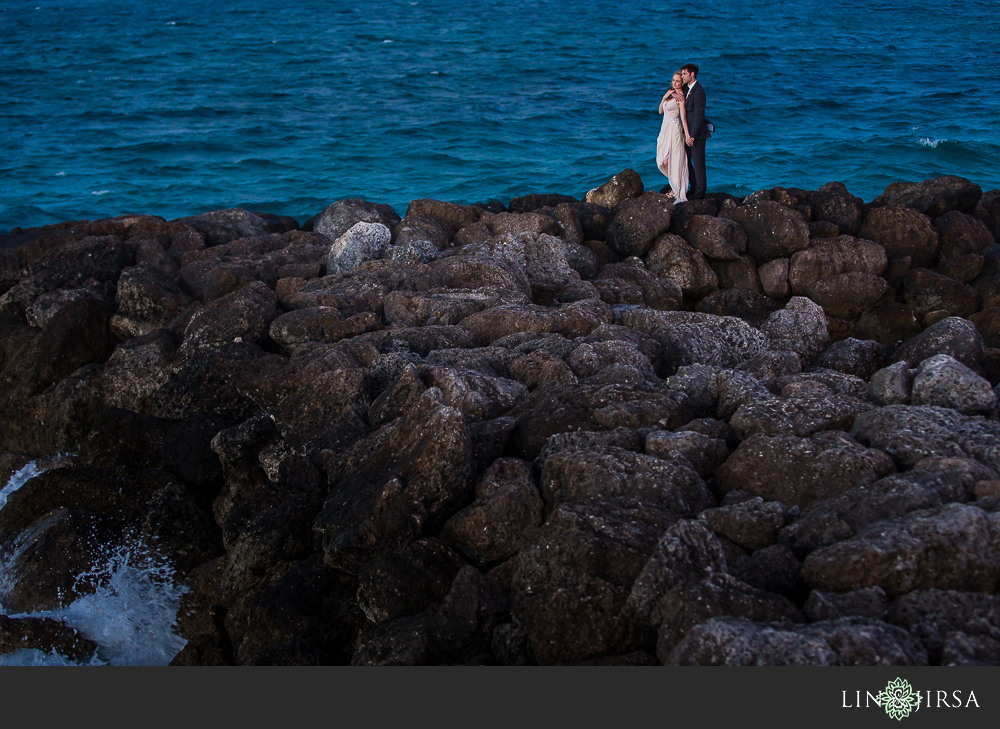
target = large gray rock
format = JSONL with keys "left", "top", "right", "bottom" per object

{"left": 910, "top": 354, "right": 997, "bottom": 414}
{"left": 327, "top": 222, "right": 392, "bottom": 274}
{"left": 760, "top": 297, "right": 829, "bottom": 364}
{"left": 890, "top": 316, "right": 988, "bottom": 374}
{"left": 728, "top": 390, "right": 874, "bottom": 440}
{"left": 620, "top": 309, "right": 768, "bottom": 374}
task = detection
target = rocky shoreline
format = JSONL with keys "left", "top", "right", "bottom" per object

{"left": 1, "top": 172, "right": 999, "bottom": 665}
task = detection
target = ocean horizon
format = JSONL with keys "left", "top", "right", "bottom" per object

{"left": 2, "top": 0, "right": 999, "bottom": 230}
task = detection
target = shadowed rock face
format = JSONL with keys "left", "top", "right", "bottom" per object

{"left": 2, "top": 174, "right": 1000, "bottom": 665}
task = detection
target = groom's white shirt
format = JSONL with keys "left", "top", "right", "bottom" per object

{"left": 686, "top": 79, "right": 697, "bottom": 98}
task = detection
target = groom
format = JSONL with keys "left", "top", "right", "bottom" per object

{"left": 680, "top": 63, "right": 710, "bottom": 200}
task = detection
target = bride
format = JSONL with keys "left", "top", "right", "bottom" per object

{"left": 656, "top": 72, "right": 692, "bottom": 202}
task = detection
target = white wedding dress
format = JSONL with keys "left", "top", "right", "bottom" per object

{"left": 656, "top": 97, "right": 688, "bottom": 202}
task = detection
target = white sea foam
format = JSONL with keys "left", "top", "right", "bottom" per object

{"left": 0, "top": 460, "right": 187, "bottom": 666}
{"left": 91, "top": 190, "right": 110, "bottom": 196}
{"left": 918, "top": 137, "right": 947, "bottom": 149}
{"left": 0, "top": 543, "right": 188, "bottom": 666}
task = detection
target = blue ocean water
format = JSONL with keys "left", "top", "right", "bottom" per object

{"left": 1, "top": 0, "right": 998, "bottom": 231}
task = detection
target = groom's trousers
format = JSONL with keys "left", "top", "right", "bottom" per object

{"left": 688, "top": 138, "right": 707, "bottom": 200}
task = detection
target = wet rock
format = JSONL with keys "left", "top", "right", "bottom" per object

{"left": 716, "top": 432, "right": 894, "bottom": 508}
{"left": 859, "top": 206, "right": 939, "bottom": 268}
{"left": 314, "top": 389, "right": 473, "bottom": 569}
{"left": 698, "top": 497, "right": 786, "bottom": 550}
{"left": 224, "top": 554, "right": 363, "bottom": 665}
{"left": 356, "top": 538, "right": 467, "bottom": 624}
{"left": 814, "top": 337, "right": 886, "bottom": 380}
{"left": 760, "top": 296, "right": 829, "bottom": 364}
{"left": 901, "top": 268, "right": 980, "bottom": 322}
{"left": 0, "top": 508, "right": 108, "bottom": 613}
{"left": 870, "top": 175, "right": 982, "bottom": 218}
{"left": 682, "top": 215, "right": 747, "bottom": 260}
{"left": 802, "top": 503, "right": 1000, "bottom": 596}
{"left": 179, "top": 281, "right": 277, "bottom": 353}
{"left": 584, "top": 168, "right": 643, "bottom": 209}
{"left": 910, "top": 354, "right": 997, "bottom": 414}
{"left": 666, "top": 616, "right": 927, "bottom": 665}
{"left": 0, "top": 616, "right": 97, "bottom": 663}
{"left": 442, "top": 458, "right": 542, "bottom": 567}
{"left": 893, "top": 316, "right": 987, "bottom": 374}
{"left": 868, "top": 361, "right": 915, "bottom": 405}
{"left": 644, "top": 233, "right": 718, "bottom": 298}
{"left": 509, "top": 498, "right": 677, "bottom": 664}
{"left": 804, "top": 587, "right": 888, "bottom": 622}
{"left": 605, "top": 192, "right": 673, "bottom": 258}
{"left": 269, "top": 307, "right": 380, "bottom": 350}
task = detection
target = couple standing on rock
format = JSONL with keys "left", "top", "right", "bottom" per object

{"left": 656, "top": 63, "right": 711, "bottom": 202}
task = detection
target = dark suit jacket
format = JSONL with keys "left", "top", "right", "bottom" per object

{"left": 685, "top": 81, "right": 711, "bottom": 140}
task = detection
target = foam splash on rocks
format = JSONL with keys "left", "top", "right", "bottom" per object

{"left": 0, "top": 462, "right": 188, "bottom": 666}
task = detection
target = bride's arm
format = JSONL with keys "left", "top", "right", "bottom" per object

{"left": 678, "top": 97, "right": 692, "bottom": 140}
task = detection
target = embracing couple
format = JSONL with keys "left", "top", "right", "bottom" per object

{"left": 656, "top": 63, "right": 710, "bottom": 202}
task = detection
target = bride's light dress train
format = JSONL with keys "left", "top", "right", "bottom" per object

{"left": 656, "top": 98, "right": 688, "bottom": 202}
